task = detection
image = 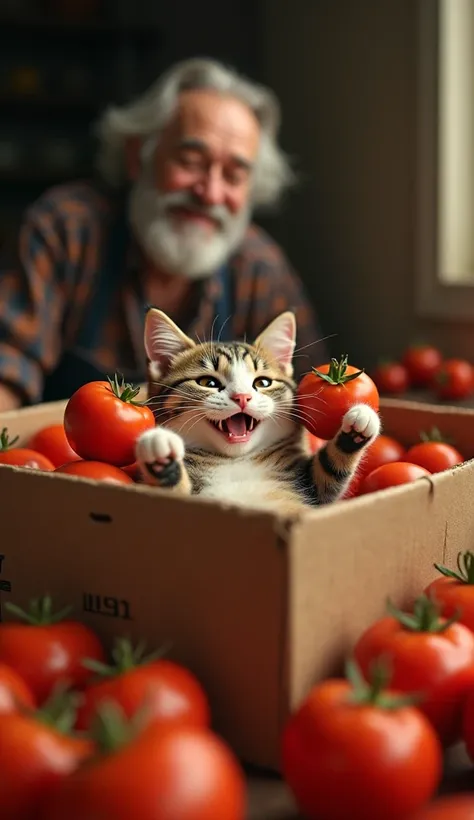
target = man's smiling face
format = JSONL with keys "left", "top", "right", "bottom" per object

{"left": 128, "top": 89, "right": 261, "bottom": 279}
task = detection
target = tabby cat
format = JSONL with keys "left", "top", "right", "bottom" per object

{"left": 135, "top": 308, "right": 380, "bottom": 515}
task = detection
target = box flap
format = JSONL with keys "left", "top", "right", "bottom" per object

{"left": 0, "top": 400, "right": 67, "bottom": 444}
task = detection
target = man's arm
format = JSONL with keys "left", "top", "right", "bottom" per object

{"left": 0, "top": 384, "right": 21, "bottom": 412}
{"left": 0, "top": 204, "right": 66, "bottom": 406}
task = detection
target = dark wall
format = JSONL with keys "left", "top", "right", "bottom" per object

{"left": 261, "top": 0, "right": 474, "bottom": 366}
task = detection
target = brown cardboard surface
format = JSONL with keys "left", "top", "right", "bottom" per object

{"left": 0, "top": 399, "right": 68, "bottom": 443}
{"left": 0, "top": 466, "right": 287, "bottom": 767}
{"left": 0, "top": 396, "right": 474, "bottom": 770}
{"left": 288, "top": 461, "right": 474, "bottom": 710}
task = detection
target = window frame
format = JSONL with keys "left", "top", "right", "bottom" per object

{"left": 416, "top": 0, "right": 474, "bottom": 319}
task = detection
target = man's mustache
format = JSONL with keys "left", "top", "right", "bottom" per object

{"left": 159, "top": 190, "right": 230, "bottom": 230}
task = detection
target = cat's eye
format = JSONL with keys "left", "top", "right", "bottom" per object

{"left": 196, "top": 376, "right": 222, "bottom": 389}
{"left": 253, "top": 377, "right": 273, "bottom": 389}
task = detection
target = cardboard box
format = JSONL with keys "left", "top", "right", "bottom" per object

{"left": 1, "top": 397, "right": 474, "bottom": 771}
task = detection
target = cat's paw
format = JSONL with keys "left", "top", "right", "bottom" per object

{"left": 342, "top": 403, "right": 381, "bottom": 443}
{"left": 135, "top": 427, "right": 185, "bottom": 486}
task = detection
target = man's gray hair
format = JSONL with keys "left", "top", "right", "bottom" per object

{"left": 94, "top": 57, "right": 296, "bottom": 209}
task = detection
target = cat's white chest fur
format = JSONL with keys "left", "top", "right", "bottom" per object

{"left": 199, "top": 459, "right": 280, "bottom": 511}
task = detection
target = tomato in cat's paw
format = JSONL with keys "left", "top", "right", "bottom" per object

{"left": 342, "top": 404, "right": 381, "bottom": 441}
{"left": 135, "top": 427, "right": 185, "bottom": 466}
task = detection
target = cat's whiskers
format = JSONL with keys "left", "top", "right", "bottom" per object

{"left": 148, "top": 380, "right": 199, "bottom": 399}
{"left": 293, "top": 333, "right": 338, "bottom": 355}
{"left": 276, "top": 404, "right": 326, "bottom": 421}
{"left": 174, "top": 411, "right": 210, "bottom": 437}
{"left": 276, "top": 396, "right": 327, "bottom": 414}
{"left": 216, "top": 315, "right": 232, "bottom": 343}
{"left": 275, "top": 409, "right": 321, "bottom": 427}
{"left": 277, "top": 389, "right": 331, "bottom": 409}
{"left": 152, "top": 400, "right": 209, "bottom": 419}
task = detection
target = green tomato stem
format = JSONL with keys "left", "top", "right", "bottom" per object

{"left": 0, "top": 427, "right": 19, "bottom": 453}
{"left": 434, "top": 550, "right": 474, "bottom": 585}
{"left": 107, "top": 373, "right": 145, "bottom": 406}
{"left": 345, "top": 658, "right": 422, "bottom": 710}
{"left": 82, "top": 636, "right": 171, "bottom": 678}
{"left": 5, "top": 595, "right": 72, "bottom": 626}
{"left": 312, "top": 354, "right": 364, "bottom": 386}
{"left": 386, "top": 593, "right": 460, "bottom": 633}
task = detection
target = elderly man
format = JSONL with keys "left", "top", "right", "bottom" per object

{"left": 0, "top": 58, "right": 325, "bottom": 410}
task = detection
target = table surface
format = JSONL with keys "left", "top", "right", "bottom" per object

{"left": 245, "top": 743, "right": 474, "bottom": 818}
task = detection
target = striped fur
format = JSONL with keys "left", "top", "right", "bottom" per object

{"left": 135, "top": 309, "right": 380, "bottom": 514}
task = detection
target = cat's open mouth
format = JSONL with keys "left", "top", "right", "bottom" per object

{"left": 209, "top": 413, "right": 259, "bottom": 443}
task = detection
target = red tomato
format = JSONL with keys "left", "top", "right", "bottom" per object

{"left": 121, "top": 461, "right": 141, "bottom": 481}
{"left": 360, "top": 434, "right": 406, "bottom": 476}
{"left": 0, "top": 698, "right": 93, "bottom": 820}
{"left": 305, "top": 432, "right": 326, "bottom": 453}
{"left": 55, "top": 460, "right": 134, "bottom": 485}
{"left": 402, "top": 344, "right": 443, "bottom": 387}
{"left": 410, "top": 795, "right": 474, "bottom": 819}
{"left": 0, "top": 663, "right": 36, "bottom": 714}
{"left": 371, "top": 361, "right": 410, "bottom": 395}
{"left": 281, "top": 662, "right": 442, "bottom": 820}
{"left": 405, "top": 441, "right": 464, "bottom": 473}
{"left": 434, "top": 359, "right": 474, "bottom": 401}
{"left": 353, "top": 595, "right": 474, "bottom": 745}
{"left": 28, "top": 423, "right": 80, "bottom": 468}
{"left": 45, "top": 721, "right": 245, "bottom": 820}
{"left": 76, "top": 638, "right": 210, "bottom": 733}
{"left": 0, "top": 595, "right": 106, "bottom": 704}
{"left": 344, "top": 434, "right": 406, "bottom": 497}
{"left": 64, "top": 376, "right": 155, "bottom": 467}
{"left": 0, "top": 449, "right": 55, "bottom": 470}
{"left": 296, "top": 355, "right": 380, "bottom": 440}
{"left": 424, "top": 551, "right": 474, "bottom": 634}
{"left": 359, "top": 461, "right": 431, "bottom": 494}
{"left": 0, "top": 427, "right": 55, "bottom": 471}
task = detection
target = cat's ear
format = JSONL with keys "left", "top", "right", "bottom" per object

{"left": 255, "top": 311, "right": 296, "bottom": 376}
{"left": 144, "top": 308, "right": 195, "bottom": 381}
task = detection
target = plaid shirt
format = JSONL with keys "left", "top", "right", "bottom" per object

{"left": 0, "top": 181, "right": 326, "bottom": 404}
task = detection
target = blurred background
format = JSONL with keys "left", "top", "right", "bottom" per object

{"left": 1, "top": 0, "right": 474, "bottom": 368}
{"left": 0, "top": 0, "right": 261, "bottom": 243}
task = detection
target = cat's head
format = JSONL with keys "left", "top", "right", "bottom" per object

{"left": 145, "top": 309, "right": 297, "bottom": 456}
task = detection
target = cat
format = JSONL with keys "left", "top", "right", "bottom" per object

{"left": 134, "top": 308, "right": 380, "bottom": 515}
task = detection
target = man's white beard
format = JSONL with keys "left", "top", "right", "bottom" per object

{"left": 128, "top": 180, "right": 251, "bottom": 280}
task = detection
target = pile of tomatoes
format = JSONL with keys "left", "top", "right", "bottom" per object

{"left": 0, "top": 376, "right": 155, "bottom": 484}
{"left": 370, "top": 343, "right": 474, "bottom": 402}
{"left": 297, "top": 353, "right": 469, "bottom": 499}
{"left": 0, "top": 595, "right": 246, "bottom": 820}
{"left": 282, "top": 550, "right": 474, "bottom": 819}
{"left": 342, "top": 426, "right": 465, "bottom": 498}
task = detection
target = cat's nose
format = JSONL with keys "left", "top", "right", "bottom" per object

{"left": 231, "top": 393, "right": 252, "bottom": 410}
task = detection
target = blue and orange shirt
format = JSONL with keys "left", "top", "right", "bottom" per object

{"left": 0, "top": 181, "right": 326, "bottom": 404}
